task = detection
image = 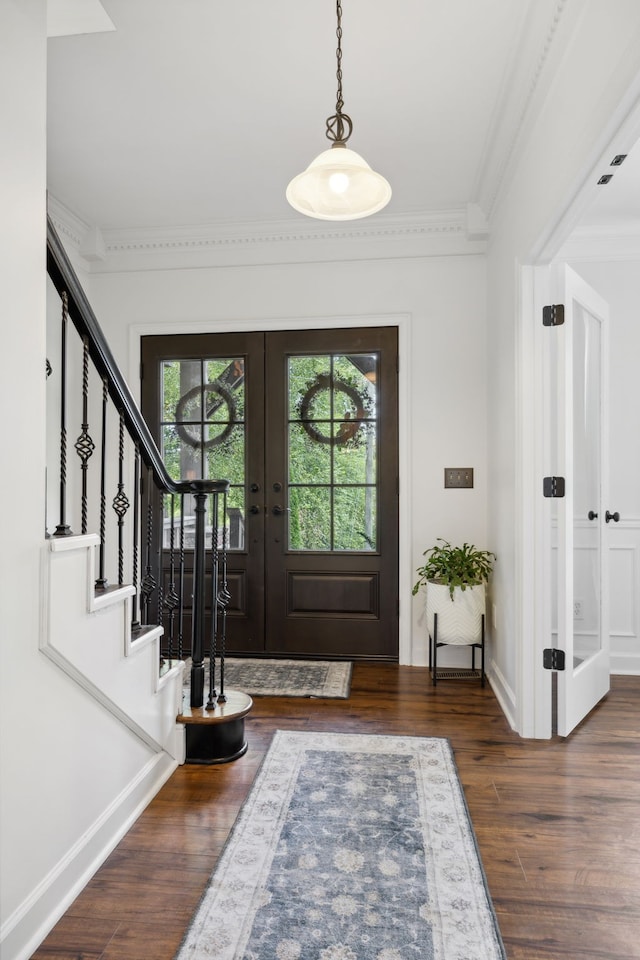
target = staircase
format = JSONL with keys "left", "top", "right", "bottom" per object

{"left": 45, "top": 216, "right": 250, "bottom": 767}
{"left": 43, "top": 533, "right": 185, "bottom": 761}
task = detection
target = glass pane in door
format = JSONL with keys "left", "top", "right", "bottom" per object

{"left": 160, "top": 356, "right": 246, "bottom": 549}
{"left": 572, "top": 304, "right": 601, "bottom": 664}
{"left": 287, "top": 352, "right": 378, "bottom": 552}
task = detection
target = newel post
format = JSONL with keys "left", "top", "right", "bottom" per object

{"left": 190, "top": 488, "right": 208, "bottom": 709}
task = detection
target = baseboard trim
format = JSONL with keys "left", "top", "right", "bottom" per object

{"left": 0, "top": 751, "right": 177, "bottom": 960}
{"left": 486, "top": 659, "right": 518, "bottom": 732}
{"left": 610, "top": 655, "right": 640, "bottom": 675}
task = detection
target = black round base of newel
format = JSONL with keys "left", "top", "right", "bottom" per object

{"left": 178, "top": 690, "right": 253, "bottom": 765}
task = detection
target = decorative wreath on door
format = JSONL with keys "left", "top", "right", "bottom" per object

{"left": 297, "top": 372, "right": 373, "bottom": 447}
{"left": 175, "top": 382, "right": 237, "bottom": 448}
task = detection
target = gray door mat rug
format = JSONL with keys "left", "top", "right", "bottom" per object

{"left": 182, "top": 657, "right": 353, "bottom": 698}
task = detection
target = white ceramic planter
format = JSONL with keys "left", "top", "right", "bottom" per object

{"left": 425, "top": 581, "right": 486, "bottom": 645}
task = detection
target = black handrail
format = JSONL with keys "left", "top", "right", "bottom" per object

{"left": 46, "top": 215, "right": 229, "bottom": 709}
{"left": 46, "top": 216, "right": 226, "bottom": 502}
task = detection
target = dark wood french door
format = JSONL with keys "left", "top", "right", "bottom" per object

{"left": 141, "top": 327, "right": 398, "bottom": 660}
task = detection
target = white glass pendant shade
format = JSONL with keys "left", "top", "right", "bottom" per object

{"left": 286, "top": 145, "right": 391, "bottom": 221}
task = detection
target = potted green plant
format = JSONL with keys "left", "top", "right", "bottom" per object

{"left": 413, "top": 539, "right": 496, "bottom": 645}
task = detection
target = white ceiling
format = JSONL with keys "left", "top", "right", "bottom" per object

{"left": 46, "top": 0, "right": 639, "bottom": 245}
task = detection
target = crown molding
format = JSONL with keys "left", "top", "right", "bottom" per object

{"left": 48, "top": 195, "right": 88, "bottom": 249}
{"left": 474, "top": 0, "right": 573, "bottom": 223}
{"left": 47, "top": 197, "right": 487, "bottom": 273}
{"left": 47, "top": 196, "right": 94, "bottom": 278}
{"left": 558, "top": 222, "right": 640, "bottom": 262}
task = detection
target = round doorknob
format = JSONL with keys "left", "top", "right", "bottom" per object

{"left": 605, "top": 510, "right": 620, "bottom": 523}
{"left": 588, "top": 510, "right": 598, "bottom": 521}
{"left": 249, "top": 504, "right": 260, "bottom": 515}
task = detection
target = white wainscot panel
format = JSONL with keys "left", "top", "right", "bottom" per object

{"left": 549, "top": 518, "right": 640, "bottom": 674}
{"left": 609, "top": 523, "right": 640, "bottom": 674}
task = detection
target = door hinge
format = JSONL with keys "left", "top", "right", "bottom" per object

{"left": 543, "top": 648, "right": 566, "bottom": 671}
{"left": 543, "top": 476, "right": 565, "bottom": 498}
{"left": 543, "top": 304, "right": 565, "bottom": 327}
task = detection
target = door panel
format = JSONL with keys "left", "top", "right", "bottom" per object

{"left": 264, "top": 328, "right": 398, "bottom": 658}
{"left": 141, "top": 327, "right": 398, "bottom": 660}
{"left": 555, "top": 265, "right": 610, "bottom": 736}
{"left": 287, "top": 573, "right": 378, "bottom": 615}
{"left": 142, "top": 332, "right": 265, "bottom": 652}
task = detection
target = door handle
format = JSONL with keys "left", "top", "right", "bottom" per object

{"left": 588, "top": 510, "right": 598, "bottom": 521}
{"left": 605, "top": 510, "right": 620, "bottom": 523}
{"left": 272, "top": 504, "right": 289, "bottom": 516}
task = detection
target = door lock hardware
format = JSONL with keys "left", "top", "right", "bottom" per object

{"left": 272, "top": 504, "right": 289, "bottom": 516}
{"left": 249, "top": 504, "right": 261, "bottom": 515}
{"left": 605, "top": 510, "right": 620, "bottom": 523}
{"left": 588, "top": 510, "right": 598, "bottom": 521}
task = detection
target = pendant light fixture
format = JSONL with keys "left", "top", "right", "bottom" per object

{"left": 286, "top": 0, "right": 391, "bottom": 221}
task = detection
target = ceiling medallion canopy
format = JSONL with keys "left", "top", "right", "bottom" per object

{"left": 286, "top": 0, "right": 391, "bottom": 222}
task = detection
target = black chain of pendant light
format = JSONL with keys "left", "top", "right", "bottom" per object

{"left": 325, "top": 0, "right": 353, "bottom": 146}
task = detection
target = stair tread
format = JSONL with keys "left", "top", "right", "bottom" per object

{"left": 159, "top": 657, "right": 184, "bottom": 679}
{"left": 177, "top": 689, "right": 253, "bottom": 724}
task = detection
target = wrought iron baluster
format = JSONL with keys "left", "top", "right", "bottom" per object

{"left": 140, "top": 468, "right": 157, "bottom": 624}
{"left": 131, "top": 444, "right": 141, "bottom": 631}
{"left": 163, "top": 494, "right": 179, "bottom": 660}
{"left": 178, "top": 496, "right": 185, "bottom": 660}
{"left": 96, "top": 378, "right": 108, "bottom": 588}
{"left": 74, "top": 336, "right": 96, "bottom": 535}
{"left": 54, "top": 292, "right": 72, "bottom": 537}
{"left": 206, "top": 492, "right": 219, "bottom": 710}
{"left": 157, "top": 494, "right": 165, "bottom": 665}
{"left": 218, "top": 490, "right": 230, "bottom": 703}
{"left": 111, "top": 412, "right": 130, "bottom": 586}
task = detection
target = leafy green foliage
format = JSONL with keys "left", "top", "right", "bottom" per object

{"left": 412, "top": 539, "right": 496, "bottom": 600}
{"left": 161, "top": 354, "right": 379, "bottom": 552}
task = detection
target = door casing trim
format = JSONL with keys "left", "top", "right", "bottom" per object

{"left": 130, "top": 312, "right": 413, "bottom": 663}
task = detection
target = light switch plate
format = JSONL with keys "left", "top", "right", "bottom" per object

{"left": 444, "top": 468, "right": 474, "bottom": 489}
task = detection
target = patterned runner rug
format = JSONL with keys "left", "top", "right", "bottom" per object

{"left": 175, "top": 730, "right": 506, "bottom": 960}
{"left": 182, "top": 658, "right": 352, "bottom": 698}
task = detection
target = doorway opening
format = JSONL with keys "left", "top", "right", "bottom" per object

{"left": 141, "top": 327, "right": 399, "bottom": 661}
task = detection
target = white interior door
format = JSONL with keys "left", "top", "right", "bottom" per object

{"left": 555, "top": 264, "right": 610, "bottom": 736}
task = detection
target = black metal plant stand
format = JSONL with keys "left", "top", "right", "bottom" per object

{"left": 429, "top": 613, "right": 485, "bottom": 686}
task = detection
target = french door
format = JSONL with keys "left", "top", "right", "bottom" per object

{"left": 141, "top": 327, "right": 399, "bottom": 660}
{"left": 552, "top": 265, "right": 610, "bottom": 735}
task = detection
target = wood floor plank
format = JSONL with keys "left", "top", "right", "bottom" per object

{"left": 29, "top": 916, "right": 117, "bottom": 958}
{"left": 29, "top": 666, "right": 640, "bottom": 960}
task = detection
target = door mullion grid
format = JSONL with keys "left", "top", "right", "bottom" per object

{"left": 199, "top": 359, "right": 205, "bottom": 481}
{"left": 330, "top": 353, "right": 335, "bottom": 551}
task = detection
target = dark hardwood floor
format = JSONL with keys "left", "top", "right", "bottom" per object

{"left": 31, "top": 665, "right": 640, "bottom": 960}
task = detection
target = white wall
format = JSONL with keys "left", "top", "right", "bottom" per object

{"left": 0, "top": 10, "right": 177, "bottom": 960}
{"left": 85, "top": 253, "right": 488, "bottom": 667}
{"left": 486, "top": 1, "right": 640, "bottom": 733}
{"left": 567, "top": 258, "right": 640, "bottom": 672}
